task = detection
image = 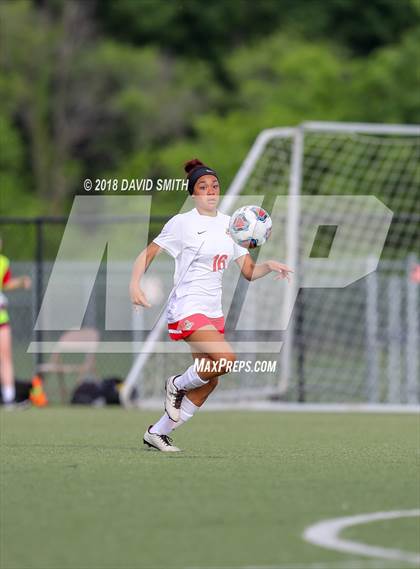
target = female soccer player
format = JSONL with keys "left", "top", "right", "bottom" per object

{"left": 130, "top": 159, "right": 292, "bottom": 452}
{"left": 0, "top": 238, "right": 32, "bottom": 408}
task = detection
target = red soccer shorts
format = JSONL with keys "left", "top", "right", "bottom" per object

{"left": 168, "top": 313, "right": 225, "bottom": 341}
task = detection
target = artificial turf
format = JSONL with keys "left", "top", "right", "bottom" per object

{"left": 1, "top": 408, "right": 418, "bottom": 569}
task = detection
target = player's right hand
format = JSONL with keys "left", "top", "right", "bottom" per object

{"left": 129, "top": 283, "right": 152, "bottom": 308}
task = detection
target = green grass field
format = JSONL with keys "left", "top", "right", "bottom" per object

{"left": 1, "top": 408, "right": 419, "bottom": 569}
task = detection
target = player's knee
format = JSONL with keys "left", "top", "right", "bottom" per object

{"left": 224, "top": 352, "right": 236, "bottom": 365}
{"left": 216, "top": 352, "right": 236, "bottom": 374}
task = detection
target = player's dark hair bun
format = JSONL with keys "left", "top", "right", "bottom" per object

{"left": 184, "top": 158, "right": 219, "bottom": 195}
{"left": 184, "top": 158, "right": 205, "bottom": 174}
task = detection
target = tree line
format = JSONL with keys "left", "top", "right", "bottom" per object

{"left": 1, "top": 0, "right": 419, "bottom": 223}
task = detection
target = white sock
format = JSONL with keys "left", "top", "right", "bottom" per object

{"left": 173, "top": 396, "right": 199, "bottom": 430}
{"left": 150, "top": 396, "right": 200, "bottom": 435}
{"left": 150, "top": 412, "right": 177, "bottom": 435}
{"left": 174, "top": 365, "right": 208, "bottom": 390}
{"left": 2, "top": 385, "right": 15, "bottom": 404}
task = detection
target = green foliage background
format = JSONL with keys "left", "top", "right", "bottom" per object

{"left": 0, "top": 0, "right": 419, "bottom": 231}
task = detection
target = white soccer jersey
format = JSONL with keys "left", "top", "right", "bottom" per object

{"left": 153, "top": 208, "right": 249, "bottom": 322}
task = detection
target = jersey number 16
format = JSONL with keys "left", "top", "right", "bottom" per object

{"left": 212, "top": 254, "right": 228, "bottom": 271}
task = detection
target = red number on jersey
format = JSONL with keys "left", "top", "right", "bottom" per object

{"left": 212, "top": 254, "right": 228, "bottom": 271}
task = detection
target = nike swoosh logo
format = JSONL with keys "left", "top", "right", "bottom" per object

{"left": 197, "top": 231, "right": 207, "bottom": 234}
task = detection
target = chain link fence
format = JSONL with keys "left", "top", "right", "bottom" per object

{"left": 2, "top": 212, "right": 418, "bottom": 404}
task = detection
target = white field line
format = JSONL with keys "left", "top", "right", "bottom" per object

{"left": 135, "top": 400, "right": 420, "bottom": 414}
{"left": 186, "top": 563, "right": 407, "bottom": 569}
{"left": 303, "top": 510, "right": 420, "bottom": 565}
{"left": 142, "top": 560, "right": 413, "bottom": 569}
{"left": 125, "top": 562, "right": 411, "bottom": 569}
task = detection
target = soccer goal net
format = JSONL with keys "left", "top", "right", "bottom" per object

{"left": 123, "top": 122, "right": 419, "bottom": 406}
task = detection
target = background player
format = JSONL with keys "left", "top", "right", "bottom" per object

{"left": 0, "top": 238, "right": 32, "bottom": 408}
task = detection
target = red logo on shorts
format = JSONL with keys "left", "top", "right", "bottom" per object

{"left": 182, "top": 319, "right": 193, "bottom": 331}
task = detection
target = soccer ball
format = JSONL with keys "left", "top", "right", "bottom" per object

{"left": 228, "top": 205, "right": 272, "bottom": 249}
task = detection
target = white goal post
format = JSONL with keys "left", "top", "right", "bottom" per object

{"left": 121, "top": 121, "right": 420, "bottom": 407}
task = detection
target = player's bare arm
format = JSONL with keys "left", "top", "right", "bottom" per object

{"left": 3, "top": 275, "right": 32, "bottom": 291}
{"left": 129, "top": 241, "right": 162, "bottom": 307}
{"left": 236, "top": 254, "right": 293, "bottom": 282}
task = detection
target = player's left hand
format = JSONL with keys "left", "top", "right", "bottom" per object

{"left": 267, "top": 261, "right": 293, "bottom": 281}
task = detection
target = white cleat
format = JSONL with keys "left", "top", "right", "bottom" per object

{"left": 164, "top": 375, "right": 186, "bottom": 422}
{"left": 143, "top": 426, "right": 181, "bottom": 452}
